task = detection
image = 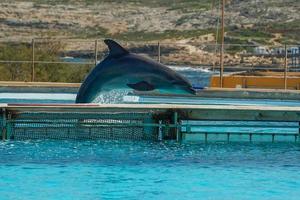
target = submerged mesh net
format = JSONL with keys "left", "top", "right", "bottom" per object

{"left": 0, "top": 114, "right": 3, "bottom": 132}
{"left": 7, "top": 112, "right": 157, "bottom": 140}
{"left": 2, "top": 110, "right": 299, "bottom": 142}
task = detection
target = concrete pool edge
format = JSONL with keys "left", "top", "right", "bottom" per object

{"left": 1, "top": 81, "right": 300, "bottom": 100}
{"left": 0, "top": 81, "right": 79, "bottom": 93}
{"left": 197, "top": 88, "right": 300, "bottom": 100}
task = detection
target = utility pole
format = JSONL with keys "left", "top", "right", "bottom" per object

{"left": 219, "top": 0, "right": 225, "bottom": 88}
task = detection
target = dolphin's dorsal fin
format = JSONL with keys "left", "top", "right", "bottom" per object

{"left": 104, "top": 39, "right": 129, "bottom": 58}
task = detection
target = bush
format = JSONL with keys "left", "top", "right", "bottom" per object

{"left": 0, "top": 41, "right": 92, "bottom": 82}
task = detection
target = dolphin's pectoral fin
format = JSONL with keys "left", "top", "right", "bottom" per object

{"left": 127, "top": 81, "right": 155, "bottom": 91}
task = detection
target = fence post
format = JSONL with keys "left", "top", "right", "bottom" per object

{"left": 2, "top": 108, "right": 6, "bottom": 141}
{"left": 158, "top": 120, "right": 163, "bottom": 141}
{"left": 298, "top": 122, "right": 300, "bottom": 138}
{"left": 296, "top": 46, "right": 300, "bottom": 66}
{"left": 94, "top": 39, "right": 98, "bottom": 66}
{"left": 219, "top": 0, "right": 225, "bottom": 88}
{"left": 284, "top": 44, "right": 288, "bottom": 90}
{"left": 31, "top": 38, "right": 35, "bottom": 82}
{"left": 174, "top": 111, "right": 180, "bottom": 142}
{"left": 157, "top": 41, "right": 161, "bottom": 63}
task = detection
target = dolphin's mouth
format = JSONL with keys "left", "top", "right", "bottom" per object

{"left": 188, "top": 87, "right": 197, "bottom": 95}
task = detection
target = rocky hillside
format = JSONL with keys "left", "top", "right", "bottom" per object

{"left": 0, "top": 0, "right": 299, "bottom": 45}
{"left": 0, "top": 0, "right": 299, "bottom": 83}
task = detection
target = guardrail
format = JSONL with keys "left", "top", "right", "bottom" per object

{"left": 0, "top": 38, "right": 299, "bottom": 89}
{"left": 1, "top": 104, "right": 300, "bottom": 142}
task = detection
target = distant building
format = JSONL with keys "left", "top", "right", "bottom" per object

{"left": 254, "top": 46, "right": 269, "bottom": 54}
{"left": 272, "top": 46, "right": 300, "bottom": 55}
{"left": 288, "top": 46, "right": 299, "bottom": 54}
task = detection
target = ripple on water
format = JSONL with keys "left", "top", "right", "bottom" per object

{"left": 0, "top": 140, "right": 300, "bottom": 200}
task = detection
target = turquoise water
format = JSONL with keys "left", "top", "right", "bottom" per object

{"left": 135, "top": 95, "right": 300, "bottom": 107}
{"left": 0, "top": 64, "right": 299, "bottom": 199}
{"left": 3, "top": 92, "right": 300, "bottom": 107}
{"left": 1, "top": 140, "right": 300, "bottom": 200}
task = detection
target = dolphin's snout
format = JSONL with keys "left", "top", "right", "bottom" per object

{"left": 171, "top": 80, "right": 196, "bottom": 95}
{"left": 188, "top": 87, "right": 197, "bottom": 95}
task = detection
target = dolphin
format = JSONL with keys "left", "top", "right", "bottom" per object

{"left": 75, "top": 39, "right": 195, "bottom": 103}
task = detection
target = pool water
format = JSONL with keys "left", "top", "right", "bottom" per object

{"left": 0, "top": 67, "right": 299, "bottom": 199}
{"left": 3, "top": 92, "right": 300, "bottom": 108}
{"left": 1, "top": 140, "right": 300, "bottom": 200}
{"left": 135, "top": 95, "right": 300, "bottom": 107}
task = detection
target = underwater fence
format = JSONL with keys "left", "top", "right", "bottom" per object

{"left": 1, "top": 104, "right": 300, "bottom": 142}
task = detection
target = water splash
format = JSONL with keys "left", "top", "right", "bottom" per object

{"left": 92, "top": 89, "right": 131, "bottom": 104}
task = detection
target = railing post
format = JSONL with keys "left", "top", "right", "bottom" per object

{"left": 296, "top": 49, "right": 299, "bottom": 67}
{"left": 284, "top": 44, "right": 288, "bottom": 90}
{"left": 2, "top": 108, "right": 6, "bottom": 141}
{"left": 6, "top": 112, "right": 12, "bottom": 140}
{"left": 158, "top": 120, "right": 163, "bottom": 141}
{"left": 157, "top": 41, "right": 161, "bottom": 63}
{"left": 298, "top": 122, "right": 300, "bottom": 141}
{"left": 174, "top": 111, "right": 180, "bottom": 142}
{"left": 94, "top": 39, "right": 98, "bottom": 66}
{"left": 31, "top": 38, "right": 35, "bottom": 82}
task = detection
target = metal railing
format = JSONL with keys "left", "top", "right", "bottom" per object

{"left": 1, "top": 105, "right": 300, "bottom": 142}
{"left": 0, "top": 38, "right": 299, "bottom": 89}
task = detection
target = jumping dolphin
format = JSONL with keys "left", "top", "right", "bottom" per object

{"left": 75, "top": 39, "right": 195, "bottom": 103}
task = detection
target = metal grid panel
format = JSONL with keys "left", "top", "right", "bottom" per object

{"left": 181, "top": 120, "right": 300, "bottom": 142}
{"left": 9, "top": 112, "right": 157, "bottom": 140}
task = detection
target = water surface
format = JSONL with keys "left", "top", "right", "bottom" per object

{"left": 0, "top": 140, "right": 299, "bottom": 200}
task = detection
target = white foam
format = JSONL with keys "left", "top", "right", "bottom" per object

{"left": 167, "top": 65, "right": 211, "bottom": 73}
{"left": 92, "top": 89, "right": 131, "bottom": 104}
{"left": 123, "top": 95, "right": 140, "bottom": 103}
